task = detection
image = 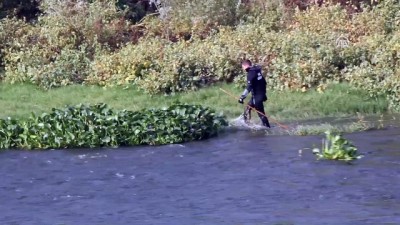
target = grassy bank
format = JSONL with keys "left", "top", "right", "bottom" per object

{"left": 0, "top": 82, "right": 388, "bottom": 122}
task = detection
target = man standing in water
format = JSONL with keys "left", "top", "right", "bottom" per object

{"left": 238, "top": 59, "right": 271, "bottom": 128}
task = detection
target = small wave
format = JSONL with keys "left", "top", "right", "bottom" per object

{"left": 228, "top": 115, "right": 269, "bottom": 131}
{"left": 77, "top": 153, "right": 108, "bottom": 159}
{"left": 115, "top": 173, "right": 124, "bottom": 178}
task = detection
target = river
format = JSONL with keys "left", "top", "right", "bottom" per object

{"left": 0, "top": 126, "right": 399, "bottom": 225}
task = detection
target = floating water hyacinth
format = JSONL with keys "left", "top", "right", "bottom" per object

{"left": 312, "top": 131, "right": 363, "bottom": 161}
{"left": 0, "top": 103, "right": 228, "bottom": 150}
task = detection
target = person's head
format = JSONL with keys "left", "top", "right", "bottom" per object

{"left": 241, "top": 59, "right": 252, "bottom": 70}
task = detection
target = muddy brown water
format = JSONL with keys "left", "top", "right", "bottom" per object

{"left": 0, "top": 126, "right": 399, "bottom": 225}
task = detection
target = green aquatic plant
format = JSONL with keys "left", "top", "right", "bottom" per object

{"left": 291, "top": 123, "right": 340, "bottom": 136}
{"left": 312, "top": 131, "right": 363, "bottom": 161}
{"left": 0, "top": 103, "right": 228, "bottom": 150}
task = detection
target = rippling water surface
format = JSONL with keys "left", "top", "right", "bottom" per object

{"left": 0, "top": 127, "right": 399, "bottom": 225}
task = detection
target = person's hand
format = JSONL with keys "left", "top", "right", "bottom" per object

{"left": 238, "top": 96, "right": 245, "bottom": 104}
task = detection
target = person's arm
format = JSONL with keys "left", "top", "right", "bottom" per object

{"left": 238, "top": 71, "right": 256, "bottom": 103}
{"left": 242, "top": 71, "right": 256, "bottom": 98}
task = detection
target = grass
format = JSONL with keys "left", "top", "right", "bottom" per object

{"left": 290, "top": 121, "right": 374, "bottom": 136}
{"left": 0, "top": 81, "right": 389, "bottom": 122}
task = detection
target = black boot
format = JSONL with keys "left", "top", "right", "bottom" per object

{"left": 262, "top": 117, "right": 271, "bottom": 128}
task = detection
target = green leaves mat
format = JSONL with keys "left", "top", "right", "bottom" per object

{"left": 0, "top": 103, "right": 228, "bottom": 150}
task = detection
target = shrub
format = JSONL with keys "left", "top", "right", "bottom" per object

{"left": 373, "top": 0, "right": 400, "bottom": 34}
{"left": 344, "top": 32, "right": 400, "bottom": 111}
{"left": 37, "top": 0, "right": 134, "bottom": 49}
{"left": 2, "top": 0, "right": 400, "bottom": 111}
{"left": 288, "top": 3, "right": 349, "bottom": 35}
{"left": 5, "top": 36, "right": 99, "bottom": 88}
{"left": 0, "top": 17, "right": 33, "bottom": 72}
{"left": 87, "top": 36, "right": 241, "bottom": 93}
{"left": 267, "top": 31, "right": 340, "bottom": 91}
{"left": 266, "top": 2, "right": 400, "bottom": 109}
{"left": 86, "top": 38, "right": 162, "bottom": 87}
{"left": 286, "top": 2, "right": 400, "bottom": 44}
{"left": 3, "top": 0, "right": 134, "bottom": 88}
{"left": 142, "top": 0, "right": 255, "bottom": 41}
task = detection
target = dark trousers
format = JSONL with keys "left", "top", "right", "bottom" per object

{"left": 244, "top": 95, "right": 270, "bottom": 127}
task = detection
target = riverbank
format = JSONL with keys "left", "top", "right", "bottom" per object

{"left": 0, "top": 82, "right": 389, "bottom": 122}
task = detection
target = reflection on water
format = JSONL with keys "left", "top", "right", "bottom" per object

{"left": 0, "top": 127, "right": 399, "bottom": 225}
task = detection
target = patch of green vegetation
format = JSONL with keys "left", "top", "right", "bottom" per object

{"left": 2, "top": 1, "right": 400, "bottom": 109}
{"left": 291, "top": 124, "right": 342, "bottom": 136}
{"left": 0, "top": 103, "right": 227, "bottom": 150}
{"left": 0, "top": 82, "right": 389, "bottom": 123}
{"left": 312, "top": 131, "right": 363, "bottom": 162}
{"left": 266, "top": 83, "right": 388, "bottom": 122}
{"left": 291, "top": 117, "right": 375, "bottom": 136}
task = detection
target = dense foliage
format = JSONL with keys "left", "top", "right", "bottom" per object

{"left": 0, "top": 103, "right": 227, "bottom": 150}
{"left": 1, "top": 0, "right": 399, "bottom": 110}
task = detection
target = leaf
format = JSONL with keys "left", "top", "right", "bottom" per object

{"left": 102, "top": 136, "right": 111, "bottom": 143}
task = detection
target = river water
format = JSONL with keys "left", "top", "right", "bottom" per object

{"left": 0, "top": 126, "right": 399, "bottom": 225}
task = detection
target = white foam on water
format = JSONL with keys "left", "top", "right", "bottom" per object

{"left": 229, "top": 115, "right": 268, "bottom": 131}
{"left": 78, "top": 153, "right": 108, "bottom": 160}
{"left": 115, "top": 173, "right": 125, "bottom": 178}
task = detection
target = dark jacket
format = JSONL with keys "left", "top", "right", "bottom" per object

{"left": 245, "top": 65, "right": 267, "bottom": 99}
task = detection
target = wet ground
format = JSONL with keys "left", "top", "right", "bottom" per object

{"left": 0, "top": 126, "right": 399, "bottom": 225}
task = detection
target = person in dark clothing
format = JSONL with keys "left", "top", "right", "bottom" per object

{"left": 238, "top": 59, "right": 271, "bottom": 128}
